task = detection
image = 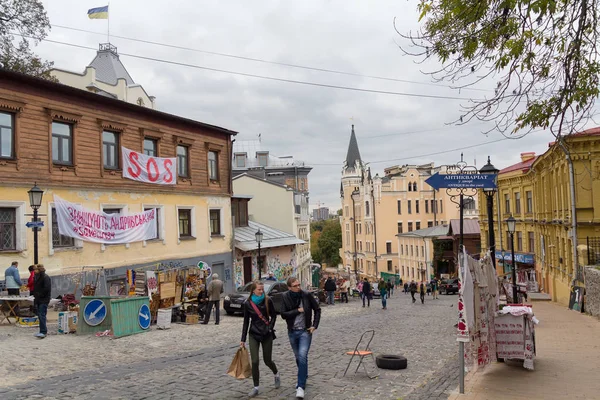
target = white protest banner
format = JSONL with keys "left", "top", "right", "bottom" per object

{"left": 53, "top": 195, "right": 157, "bottom": 244}
{"left": 122, "top": 146, "right": 177, "bottom": 185}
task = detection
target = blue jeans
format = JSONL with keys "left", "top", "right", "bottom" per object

{"left": 381, "top": 293, "right": 387, "bottom": 308}
{"left": 37, "top": 303, "right": 48, "bottom": 335}
{"left": 288, "top": 330, "right": 312, "bottom": 389}
{"left": 327, "top": 291, "right": 335, "bottom": 305}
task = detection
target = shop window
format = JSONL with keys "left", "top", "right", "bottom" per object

{"left": 210, "top": 209, "right": 221, "bottom": 236}
{"left": 51, "top": 208, "right": 74, "bottom": 248}
{"left": 52, "top": 121, "right": 73, "bottom": 165}
{"left": 0, "top": 111, "right": 14, "bottom": 159}
{"left": 177, "top": 145, "right": 189, "bottom": 178}
{"left": 102, "top": 131, "right": 120, "bottom": 169}
{"left": 208, "top": 150, "right": 219, "bottom": 181}
{"left": 143, "top": 138, "right": 157, "bottom": 156}
{"left": 0, "top": 207, "right": 16, "bottom": 250}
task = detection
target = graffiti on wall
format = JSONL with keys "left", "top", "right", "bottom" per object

{"left": 233, "top": 246, "right": 299, "bottom": 288}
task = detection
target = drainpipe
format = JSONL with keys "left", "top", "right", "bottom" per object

{"left": 371, "top": 184, "right": 378, "bottom": 278}
{"left": 230, "top": 138, "right": 236, "bottom": 291}
{"left": 557, "top": 139, "right": 579, "bottom": 284}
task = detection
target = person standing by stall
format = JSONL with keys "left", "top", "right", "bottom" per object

{"left": 33, "top": 264, "right": 51, "bottom": 339}
{"left": 201, "top": 274, "right": 223, "bottom": 325}
{"left": 324, "top": 275, "right": 336, "bottom": 305}
{"left": 340, "top": 279, "right": 350, "bottom": 303}
{"left": 240, "top": 281, "right": 280, "bottom": 398}
{"left": 27, "top": 265, "right": 37, "bottom": 294}
{"left": 361, "top": 278, "right": 371, "bottom": 308}
{"left": 4, "top": 261, "right": 22, "bottom": 295}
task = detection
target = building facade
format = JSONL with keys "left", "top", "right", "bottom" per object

{"left": 0, "top": 69, "right": 236, "bottom": 294}
{"left": 312, "top": 207, "right": 330, "bottom": 221}
{"left": 231, "top": 141, "right": 311, "bottom": 284}
{"left": 340, "top": 125, "right": 476, "bottom": 280}
{"left": 478, "top": 132, "right": 600, "bottom": 306}
{"left": 51, "top": 43, "right": 156, "bottom": 109}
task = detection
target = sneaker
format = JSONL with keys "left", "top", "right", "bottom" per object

{"left": 35, "top": 333, "right": 46, "bottom": 339}
{"left": 248, "top": 387, "right": 259, "bottom": 398}
{"left": 296, "top": 387, "right": 305, "bottom": 399}
{"left": 274, "top": 373, "right": 281, "bottom": 388}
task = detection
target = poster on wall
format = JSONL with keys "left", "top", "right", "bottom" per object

{"left": 122, "top": 147, "right": 177, "bottom": 185}
{"left": 53, "top": 195, "right": 157, "bottom": 244}
{"left": 569, "top": 285, "right": 585, "bottom": 312}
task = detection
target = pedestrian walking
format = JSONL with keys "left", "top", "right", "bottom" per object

{"left": 280, "top": 277, "right": 321, "bottom": 399}
{"left": 340, "top": 279, "right": 350, "bottom": 303}
{"left": 201, "top": 274, "right": 223, "bottom": 325}
{"left": 324, "top": 275, "right": 336, "bottom": 305}
{"left": 361, "top": 278, "right": 371, "bottom": 308}
{"left": 431, "top": 278, "right": 439, "bottom": 299}
{"left": 240, "top": 281, "right": 280, "bottom": 398}
{"left": 410, "top": 280, "right": 417, "bottom": 303}
{"left": 33, "top": 264, "right": 51, "bottom": 339}
{"left": 404, "top": 282, "right": 409, "bottom": 294}
{"left": 419, "top": 282, "right": 426, "bottom": 304}
{"left": 387, "top": 280, "right": 393, "bottom": 297}
{"left": 379, "top": 279, "right": 387, "bottom": 310}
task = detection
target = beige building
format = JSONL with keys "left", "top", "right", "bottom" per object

{"left": 51, "top": 43, "right": 156, "bottom": 109}
{"left": 397, "top": 225, "right": 449, "bottom": 283}
{"left": 340, "top": 125, "right": 478, "bottom": 280}
{"left": 232, "top": 174, "right": 311, "bottom": 285}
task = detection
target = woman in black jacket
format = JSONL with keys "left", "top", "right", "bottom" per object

{"left": 240, "top": 281, "right": 280, "bottom": 397}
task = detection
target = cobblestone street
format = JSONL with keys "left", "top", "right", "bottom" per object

{"left": 0, "top": 292, "right": 459, "bottom": 399}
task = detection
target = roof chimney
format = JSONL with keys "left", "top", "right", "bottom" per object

{"left": 520, "top": 152, "right": 536, "bottom": 162}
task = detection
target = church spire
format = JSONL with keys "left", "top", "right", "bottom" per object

{"left": 344, "top": 124, "right": 362, "bottom": 171}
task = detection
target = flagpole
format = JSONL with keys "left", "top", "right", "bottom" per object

{"left": 107, "top": 2, "right": 110, "bottom": 43}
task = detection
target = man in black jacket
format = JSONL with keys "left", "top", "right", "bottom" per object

{"left": 33, "top": 264, "right": 51, "bottom": 338}
{"left": 324, "top": 275, "right": 336, "bottom": 305}
{"left": 361, "top": 278, "right": 371, "bottom": 308}
{"left": 280, "top": 277, "right": 321, "bottom": 399}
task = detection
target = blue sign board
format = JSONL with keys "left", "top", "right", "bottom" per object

{"left": 138, "top": 303, "right": 151, "bottom": 330}
{"left": 425, "top": 172, "right": 497, "bottom": 190}
{"left": 26, "top": 221, "right": 44, "bottom": 228}
{"left": 495, "top": 251, "right": 535, "bottom": 265}
{"left": 83, "top": 299, "right": 107, "bottom": 326}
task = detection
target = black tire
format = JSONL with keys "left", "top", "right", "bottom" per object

{"left": 376, "top": 354, "right": 407, "bottom": 370}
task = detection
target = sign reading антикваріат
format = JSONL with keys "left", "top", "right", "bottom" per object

{"left": 53, "top": 195, "right": 157, "bottom": 244}
{"left": 425, "top": 172, "right": 498, "bottom": 190}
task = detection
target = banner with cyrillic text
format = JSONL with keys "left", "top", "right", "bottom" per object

{"left": 53, "top": 195, "right": 157, "bottom": 244}
{"left": 122, "top": 146, "right": 177, "bottom": 185}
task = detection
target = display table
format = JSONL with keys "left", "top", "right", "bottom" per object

{"left": 495, "top": 305, "right": 538, "bottom": 370}
{"left": 0, "top": 296, "right": 33, "bottom": 324}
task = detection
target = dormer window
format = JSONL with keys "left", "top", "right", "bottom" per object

{"left": 257, "top": 151, "right": 269, "bottom": 167}
{"left": 235, "top": 153, "right": 247, "bottom": 168}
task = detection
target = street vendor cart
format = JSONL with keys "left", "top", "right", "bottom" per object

{"left": 495, "top": 304, "right": 538, "bottom": 370}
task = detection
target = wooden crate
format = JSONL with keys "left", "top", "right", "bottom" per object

{"left": 160, "top": 282, "right": 176, "bottom": 299}
{"left": 185, "top": 314, "right": 199, "bottom": 325}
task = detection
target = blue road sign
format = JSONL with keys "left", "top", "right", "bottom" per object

{"left": 83, "top": 299, "right": 107, "bottom": 326}
{"left": 425, "top": 172, "right": 497, "bottom": 190}
{"left": 138, "top": 303, "right": 151, "bottom": 330}
{"left": 25, "top": 221, "right": 44, "bottom": 228}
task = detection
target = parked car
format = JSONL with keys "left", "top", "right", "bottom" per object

{"left": 224, "top": 281, "right": 318, "bottom": 315}
{"left": 440, "top": 278, "right": 459, "bottom": 295}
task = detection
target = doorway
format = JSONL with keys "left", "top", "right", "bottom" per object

{"left": 243, "top": 257, "right": 252, "bottom": 284}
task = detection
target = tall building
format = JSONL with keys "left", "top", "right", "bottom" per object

{"left": 232, "top": 140, "right": 312, "bottom": 283}
{"left": 51, "top": 43, "right": 156, "bottom": 109}
{"left": 340, "top": 125, "right": 477, "bottom": 280}
{"left": 479, "top": 131, "right": 600, "bottom": 306}
{"left": 312, "top": 207, "right": 330, "bottom": 221}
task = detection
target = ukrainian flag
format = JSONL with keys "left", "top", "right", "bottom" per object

{"left": 88, "top": 6, "right": 108, "bottom": 19}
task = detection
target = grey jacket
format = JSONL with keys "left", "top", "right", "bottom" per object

{"left": 207, "top": 279, "right": 223, "bottom": 301}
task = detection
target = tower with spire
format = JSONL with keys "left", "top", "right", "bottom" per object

{"left": 340, "top": 125, "right": 377, "bottom": 281}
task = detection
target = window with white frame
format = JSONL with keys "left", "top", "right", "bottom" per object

{"left": 51, "top": 208, "right": 74, "bottom": 248}
{"left": 208, "top": 150, "right": 219, "bottom": 181}
{"left": 0, "top": 207, "right": 16, "bottom": 250}
{"left": 0, "top": 111, "right": 14, "bottom": 159}
{"left": 210, "top": 209, "right": 222, "bottom": 236}
{"left": 144, "top": 207, "right": 161, "bottom": 240}
{"left": 177, "top": 206, "right": 196, "bottom": 240}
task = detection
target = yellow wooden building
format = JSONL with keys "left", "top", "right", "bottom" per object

{"left": 479, "top": 128, "right": 600, "bottom": 306}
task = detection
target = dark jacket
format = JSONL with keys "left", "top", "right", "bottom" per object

{"left": 281, "top": 290, "right": 321, "bottom": 332}
{"left": 361, "top": 281, "right": 371, "bottom": 294}
{"left": 241, "top": 297, "right": 277, "bottom": 342}
{"left": 410, "top": 282, "right": 417, "bottom": 293}
{"left": 324, "top": 278, "right": 336, "bottom": 292}
{"left": 33, "top": 272, "right": 51, "bottom": 304}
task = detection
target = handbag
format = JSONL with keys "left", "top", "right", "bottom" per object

{"left": 227, "top": 347, "right": 252, "bottom": 379}
{"left": 249, "top": 300, "right": 276, "bottom": 339}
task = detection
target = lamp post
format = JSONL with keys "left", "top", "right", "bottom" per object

{"left": 255, "top": 229, "right": 263, "bottom": 280}
{"left": 28, "top": 183, "right": 44, "bottom": 264}
{"left": 353, "top": 254, "right": 357, "bottom": 281}
{"left": 506, "top": 215, "right": 518, "bottom": 303}
{"left": 479, "top": 156, "right": 499, "bottom": 272}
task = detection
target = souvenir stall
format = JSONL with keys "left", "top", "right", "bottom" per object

{"left": 457, "top": 250, "right": 539, "bottom": 373}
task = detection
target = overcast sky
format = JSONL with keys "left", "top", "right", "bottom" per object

{"left": 35, "top": 1, "right": 598, "bottom": 212}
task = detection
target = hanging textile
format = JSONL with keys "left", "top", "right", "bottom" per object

{"left": 457, "top": 248, "right": 474, "bottom": 342}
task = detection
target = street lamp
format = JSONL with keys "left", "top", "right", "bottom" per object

{"left": 28, "top": 183, "right": 44, "bottom": 264}
{"left": 479, "top": 156, "right": 499, "bottom": 273}
{"left": 353, "top": 254, "right": 357, "bottom": 280}
{"left": 255, "top": 229, "right": 263, "bottom": 280}
{"left": 506, "top": 215, "right": 518, "bottom": 303}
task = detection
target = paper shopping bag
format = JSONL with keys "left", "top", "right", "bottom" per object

{"left": 227, "top": 347, "right": 252, "bottom": 379}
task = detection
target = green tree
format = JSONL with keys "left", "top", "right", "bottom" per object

{"left": 316, "top": 219, "right": 342, "bottom": 267}
{"left": 0, "top": 0, "right": 56, "bottom": 80}
{"left": 404, "top": 0, "right": 600, "bottom": 139}
{"left": 310, "top": 230, "right": 323, "bottom": 264}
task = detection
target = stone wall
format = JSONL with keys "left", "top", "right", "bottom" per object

{"left": 584, "top": 266, "right": 600, "bottom": 319}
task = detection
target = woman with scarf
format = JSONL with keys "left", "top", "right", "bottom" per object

{"left": 240, "top": 281, "right": 280, "bottom": 398}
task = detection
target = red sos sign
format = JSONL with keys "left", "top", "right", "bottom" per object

{"left": 123, "top": 147, "right": 176, "bottom": 184}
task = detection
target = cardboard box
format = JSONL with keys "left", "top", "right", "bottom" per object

{"left": 185, "top": 314, "right": 199, "bottom": 325}
{"left": 58, "top": 311, "right": 77, "bottom": 334}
